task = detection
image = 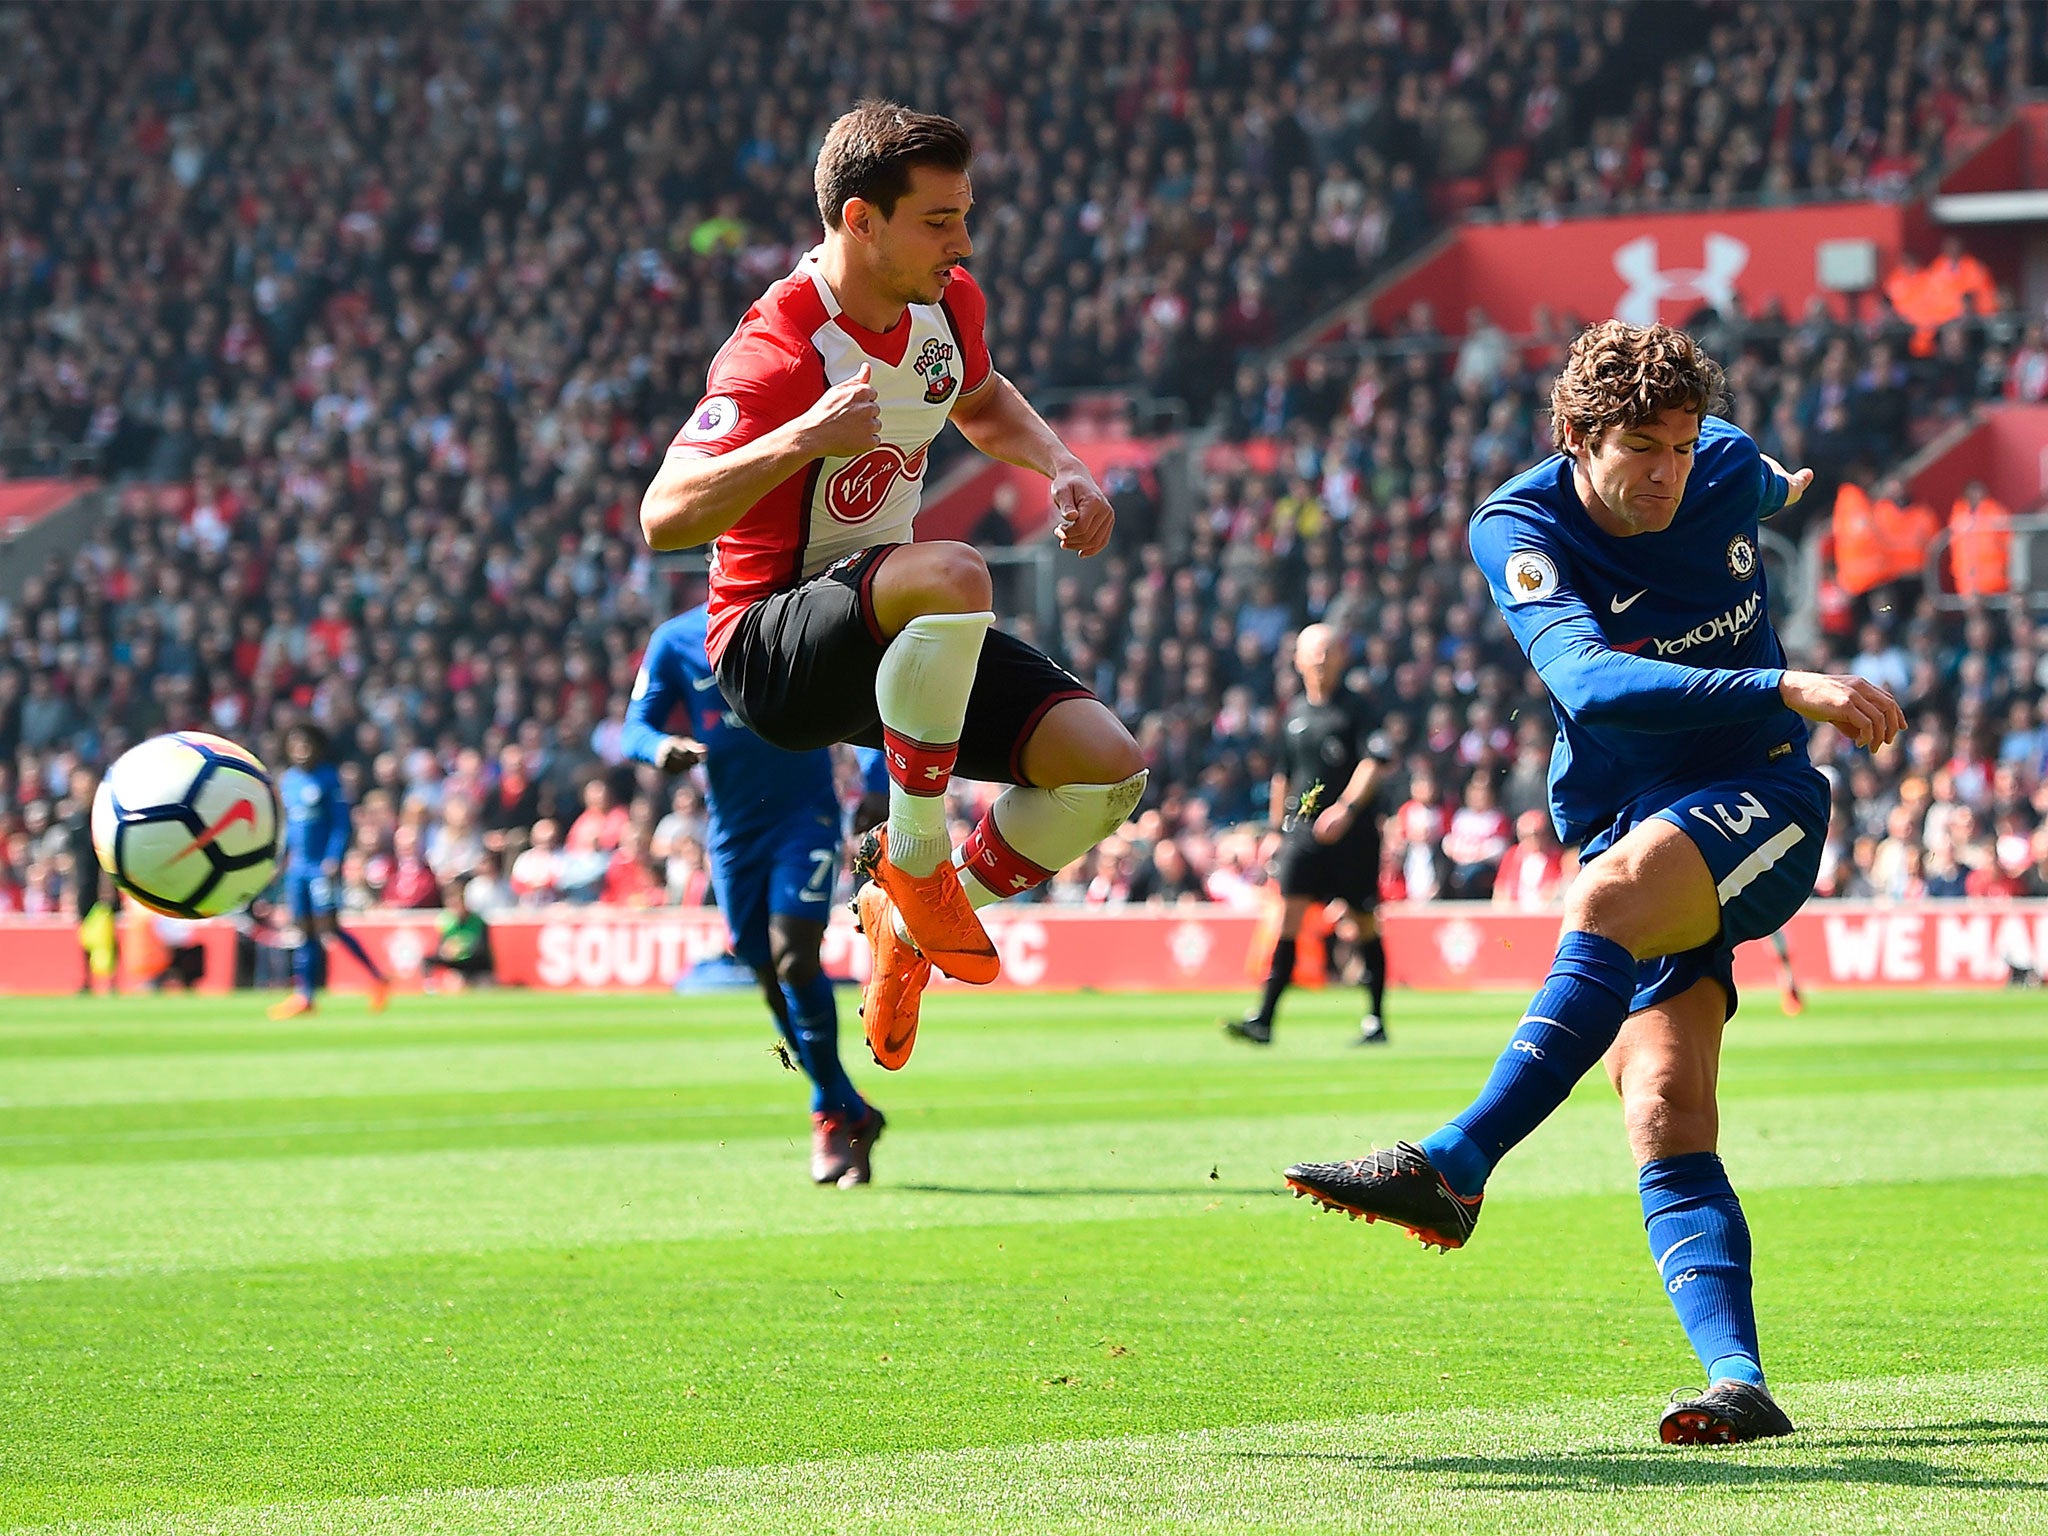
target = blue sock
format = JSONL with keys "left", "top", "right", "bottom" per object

{"left": 1419, "top": 930, "right": 1637, "bottom": 1197}
{"left": 291, "top": 940, "right": 318, "bottom": 999}
{"left": 782, "top": 970, "right": 864, "bottom": 1118}
{"left": 331, "top": 926, "right": 384, "bottom": 983}
{"left": 1641, "top": 1152, "right": 1765, "bottom": 1387}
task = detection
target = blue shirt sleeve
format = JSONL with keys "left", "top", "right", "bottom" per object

{"left": 621, "top": 623, "right": 700, "bottom": 767}
{"left": 320, "top": 765, "right": 351, "bottom": 867}
{"left": 1471, "top": 505, "right": 1786, "bottom": 734}
{"left": 854, "top": 746, "right": 890, "bottom": 796}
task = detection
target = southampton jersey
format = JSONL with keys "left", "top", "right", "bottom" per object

{"left": 673, "top": 250, "right": 994, "bottom": 663}
{"left": 1471, "top": 415, "right": 1803, "bottom": 845}
{"left": 620, "top": 605, "right": 839, "bottom": 845}
{"left": 278, "top": 763, "right": 350, "bottom": 869}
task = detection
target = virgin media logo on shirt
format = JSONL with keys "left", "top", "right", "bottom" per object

{"left": 825, "top": 440, "right": 931, "bottom": 524}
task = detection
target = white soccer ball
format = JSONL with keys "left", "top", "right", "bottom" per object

{"left": 91, "top": 731, "right": 282, "bottom": 919}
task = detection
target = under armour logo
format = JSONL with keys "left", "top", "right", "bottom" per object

{"left": 1612, "top": 234, "right": 1749, "bottom": 327}
{"left": 922, "top": 764, "right": 947, "bottom": 782}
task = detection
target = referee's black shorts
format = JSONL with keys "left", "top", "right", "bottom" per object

{"left": 1274, "top": 821, "right": 1381, "bottom": 910}
{"left": 714, "top": 544, "right": 1094, "bottom": 787}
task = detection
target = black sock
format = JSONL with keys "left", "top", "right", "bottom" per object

{"left": 1255, "top": 938, "right": 1297, "bottom": 1028}
{"left": 1360, "top": 936, "right": 1386, "bottom": 1019}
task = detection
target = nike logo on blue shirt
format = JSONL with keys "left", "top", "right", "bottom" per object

{"left": 1610, "top": 590, "right": 1648, "bottom": 613}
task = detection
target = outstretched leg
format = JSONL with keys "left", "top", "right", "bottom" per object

{"left": 1418, "top": 819, "right": 1717, "bottom": 1198}
{"left": 1286, "top": 818, "right": 1717, "bottom": 1245}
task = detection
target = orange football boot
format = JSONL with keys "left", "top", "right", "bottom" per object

{"left": 854, "top": 826, "right": 999, "bottom": 985}
{"left": 854, "top": 882, "right": 933, "bottom": 1071}
{"left": 367, "top": 976, "right": 390, "bottom": 1014}
{"left": 267, "top": 993, "right": 315, "bottom": 1021}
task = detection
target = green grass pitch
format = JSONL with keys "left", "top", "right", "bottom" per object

{"left": 1, "top": 985, "right": 2044, "bottom": 1534}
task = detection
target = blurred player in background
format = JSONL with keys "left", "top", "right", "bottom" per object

{"left": 623, "top": 604, "right": 884, "bottom": 1187}
{"left": 62, "top": 765, "right": 113, "bottom": 992}
{"left": 1765, "top": 929, "right": 1802, "bottom": 1015}
{"left": 1286, "top": 322, "right": 1905, "bottom": 1444}
{"left": 1225, "top": 624, "right": 1390, "bottom": 1047}
{"left": 270, "top": 724, "right": 388, "bottom": 1019}
{"left": 640, "top": 101, "right": 1146, "bottom": 1071}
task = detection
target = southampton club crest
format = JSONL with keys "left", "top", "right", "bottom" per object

{"left": 914, "top": 337, "right": 958, "bottom": 403}
{"left": 1727, "top": 533, "right": 1757, "bottom": 580}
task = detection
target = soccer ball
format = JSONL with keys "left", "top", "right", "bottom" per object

{"left": 91, "top": 732, "right": 282, "bottom": 919}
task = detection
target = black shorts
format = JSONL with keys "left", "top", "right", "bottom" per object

{"left": 1275, "top": 822, "right": 1380, "bottom": 910}
{"left": 715, "top": 545, "right": 1094, "bottom": 786}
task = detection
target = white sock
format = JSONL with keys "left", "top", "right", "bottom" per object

{"left": 953, "top": 771, "right": 1149, "bottom": 908}
{"left": 875, "top": 611, "right": 993, "bottom": 877}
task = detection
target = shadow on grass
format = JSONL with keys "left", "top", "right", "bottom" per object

{"left": 896, "top": 1183, "right": 1284, "bottom": 1200}
{"left": 1222, "top": 1422, "right": 2048, "bottom": 1492}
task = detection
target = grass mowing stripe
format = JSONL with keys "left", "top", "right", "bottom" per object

{"left": 18, "top": 1367, "right": 2047, "bottom": 1536}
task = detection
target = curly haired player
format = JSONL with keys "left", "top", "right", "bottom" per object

{"left": 640, "top": 102, "right": 1145, "bottom": 1070}
{"left": 1284, "top": 322, "right": 1905, "bottom": 1444}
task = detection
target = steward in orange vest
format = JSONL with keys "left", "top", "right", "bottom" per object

{"left": 1871, "top": 485, "right": 1939, "bottom": 587}
{"left": 1950, "top": 483, "right": 2012, "bottom": 597}
{"left": 1832, "top": 483, "right": 1888, "bottom": 595}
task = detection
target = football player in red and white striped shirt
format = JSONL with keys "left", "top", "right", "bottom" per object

{"left": 641, "top": 102, "right": 1147, "bottom": 1069}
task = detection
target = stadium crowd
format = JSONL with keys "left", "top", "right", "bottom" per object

{"left": 2, "top": 0, "right": 2046, "bottom": 923}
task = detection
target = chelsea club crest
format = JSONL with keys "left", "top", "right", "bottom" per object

{"left": 1726, "top": 534, "right": 1757, "bottom": 580}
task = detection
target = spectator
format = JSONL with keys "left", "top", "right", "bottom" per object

{"left": 510, "top": 820, "right": 563, "bottom": 906}
{"left": 1442, "top": 774, "right": 1513, "bottom": 899}
{"left": 1128, "top": 837, "right": 1210, "bottom": 906}
{"left": 1492, "top": 811, "right": 1574, "bottom": 910}
{"left": 378, "top": 826, "right": 442, "bottom": 911}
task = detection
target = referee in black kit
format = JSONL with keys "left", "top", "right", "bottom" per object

{"left": 1226, "top": 624, "right": 1391, "bottom": 1047}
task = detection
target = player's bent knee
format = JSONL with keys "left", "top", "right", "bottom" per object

{"left": 1019, "top": 698, "right": 1145, "bottom": 787}
{"left": 878, "top": 541, "right": 992, "bottom": 620}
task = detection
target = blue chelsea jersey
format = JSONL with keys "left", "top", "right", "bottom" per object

{"left": 1470, "top": 414, "right": 1806, "bottom": 845}
{"left": 620, "top": 605, "right": 839, "bottom": 839}
{"left": 278, "top": 762, "right": 350, "bottom": 867}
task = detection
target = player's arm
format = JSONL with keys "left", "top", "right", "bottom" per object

{"left": 1474, "top": 511, "right": 1901, "bottom": 747}
{"left": 1267, "top": 772, "right": 1289, "bottom": 830}
{"left": 948, "top": 373, "right": 1114, "bottom": 557}
{"left": 1312, "top": 759, "right": 1386, "bottom": 845}
{"left": 640, "top": 363, "right": 883, "bottom": 552}
{"left": 322, "top": 773, "right": 351, "bottom": 873}
{"left": 620, "top": 630, "right": 705, "bottom": 773}
{"left": 1758, "top": 452, "right": 1813, "bottom": 517}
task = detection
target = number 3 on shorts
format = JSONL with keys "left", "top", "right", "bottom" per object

{"left": 1687, "top": 791, "right": 1768, "bottom": 842}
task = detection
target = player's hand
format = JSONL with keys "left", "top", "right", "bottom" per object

{"left": 1049, "top": 459, "right": 1115, "bottom": 557}
{"left": 1311, "top": 804, "right": 1353, "bottom": 844}
{"left": 796, "top": 363, "right": 883, "bottom": 459}
{"left": 1761, "top": 452, "right": 1815, "bottom": 508}
{"left": 656, "top": 735, "right": 705, "bottom": 773}
{"left": 1778, "top": 671, "right": 1906, "bottom": 751}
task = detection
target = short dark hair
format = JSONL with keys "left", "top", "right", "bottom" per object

{"left": 814, "top": 100, "right": 972, "bottom": 231}
{"left": 1549, "top": 320, "right": 1726, "bottom": 450}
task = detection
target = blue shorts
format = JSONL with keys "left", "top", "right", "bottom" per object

{"left": 1581, "top": 760, "right": 1829, "bottom": 1020}
{"left": 708, "top": 810, "right": 842, "bottom": 973}
{"left": 284, "top": 870, "right": 338, "bottom": 922}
